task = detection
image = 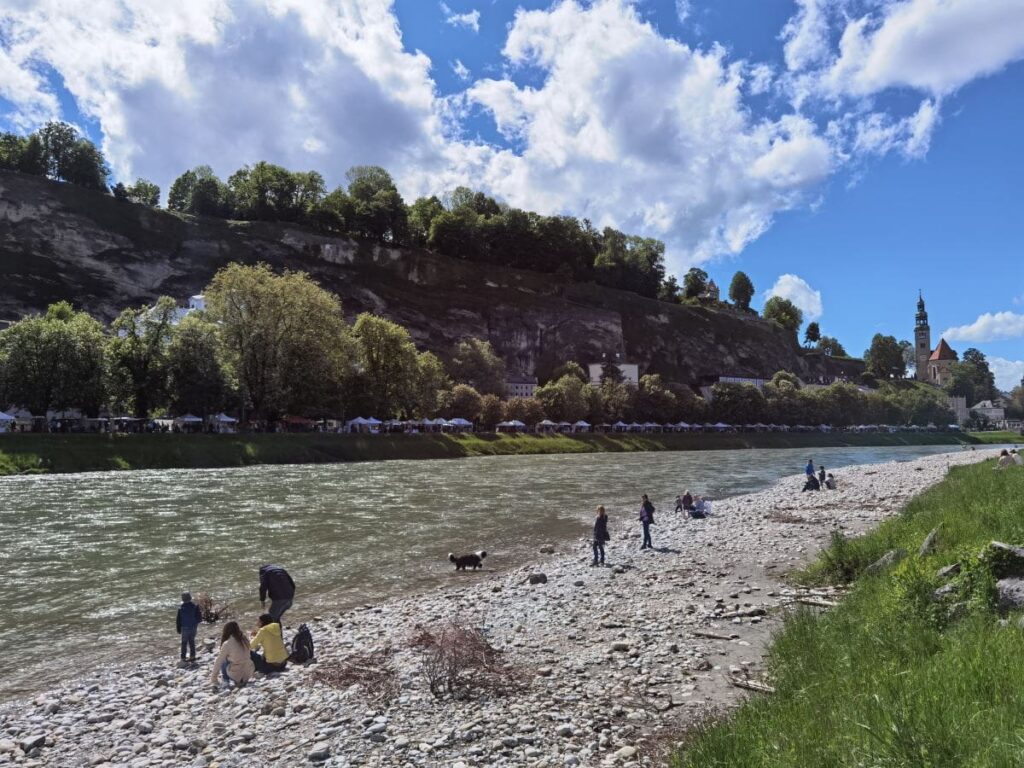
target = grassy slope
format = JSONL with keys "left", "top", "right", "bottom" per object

{"left": 969, "top": 431, "right": 1023, "bottom": 444}
{"left": 673, "top": 460, "right": 1024, "bottom": 768}
{"left": 0, "top": 430, "right": 971, "bottom": 476}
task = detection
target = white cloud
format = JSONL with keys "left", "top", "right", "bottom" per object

{"left": 675, "top": 0, "right": 691, "bottom": 24}
{"left": 851, "top": 99, "right": 939, "bottom": 159}
{"left": 824, "top": 0, "right": 1024, "bottom": 97}
{"left": 989, "top": 357, "right": 1024, "bottom": 392}
{"left": 440, "top": 3, "right": 480, "bottom": 33}
{"left": 780, "top": 0, "right": 830, "bottom": 72}
{"left": 451, "top": 59, "right": 470, "bottom": 81}
{"left": 764, "top": 274, "right": 823, "bottom": 321}
{"left": 746, "top": 63, "right": 775, "bottom": 95}
{"left": 943, "top": 311, "right": 1024, "bottom": 343}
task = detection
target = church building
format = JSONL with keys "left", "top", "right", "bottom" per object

{"left": 914, "top": 292, "right": 958, "bottom": 387}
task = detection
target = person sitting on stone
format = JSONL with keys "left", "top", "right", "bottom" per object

{"left": 691, "top": 496, "right": 707, "bottom": 519}
{"left": 824, "top": 473, "right": 837, "bottom": 490}
{"left": 996, "top": 449, "right": 1015, "bottom": 469}
{"left": 1011, "top": 449, "right": 1023, "bottom": 466}
{"left": 211, "top": 621, "right": 255, "bottom": 689}
{"left": 802, "top": 475, "right": 821, "bottom": 492}
{"left": 250, "top": 613, "right": 289, "bottom": 674}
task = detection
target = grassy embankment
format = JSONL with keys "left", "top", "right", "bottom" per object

{"left": 673, "top": 460, "right": 1024, "bottom": 767}
{"left": 969, "top": 430, "right": 1023, "bottom": 444}
{"left": 0, "top": 430, "right": 973, "bottom": 476}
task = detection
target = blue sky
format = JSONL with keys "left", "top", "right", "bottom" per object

{"left": 1, "top": 0, "right": 1022, "bottom": 389}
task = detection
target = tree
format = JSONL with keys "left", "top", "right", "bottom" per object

{"left": 593, "top": 228, "right": 665, "bottom": 298}
{"left": 0, "top": 302, "right": 107, "bottom": 418}
{"left": 728, "top": 271, "right": 754, "bottom": 310}
{"left": 682, "top": 268, "right": 709, "bottom": 300}
{"left": 709, "top": 382, "right": 767, "bottom": 424}
{"left": 205, "top": 263, "right": 351, "bottom": 421}
{"left": 503, "top": 396, "right": 545, "bottom": 426}
{"left": 944, "top": 362, "right": 978, "bottom": 404}
{"left": 864, "top": 334, "right": 907, "bottom": 380}
{"left": 803, "top": 322, "right": 821, "bottom": 347}
{"left": 0, "top": 132, "right": 27, "bottom": 171}
{"left": 63, "top": 139, "right": 109, "bottom": 189}
{"left": 816, "top": 336, "right": 848, "bottom": 357}
{"left": 408, "top": 196, "right": 446, "bottom": 247}
{"left": 634, "top": 374, "right": 678, "bottom": 422}
{"left": 763, "top": 297, "right": 803, "bottom": 335}
{"left": 127, "top": 178, "right": 160, "bottom": 206}
{"left": 658, "top": 275, "right": 681, "bottom": 303}
{"left": 550, "top": 361, "right": 588, "bottom": 383}
{"left": 535, "top": 374, "right": 590, "bottom": 422}
{"left": 345, "top": 165, "right": 408, "bottom": 243}
{"left": 445, "top": 384, "right": 484, "bottom": 421}
{"left": 351, "top": 313, "right": 421, "bottom": 419}
{"left": 37, "top": 121, "right": 78, "bottom": 181}
{"left": 899, "top": 339, "right": 915, "bottom": 374}
{"left": 447, "top": 338, "right": 506, "bottom": 396}
{"left": 413, "top": 351, "right": 450, "bottom": 418}
{"left": 167, "top": 166, "right": 231, "bottom": 217}
{"left": 167, "top": 314, "right": 231, "bottom": 416}
{"left": 106, "top": 297, "right": 179, "bottom": 417}
{"left": 599, "top": 380, "right": 636, "bottom": 422}
{"left": 111, "top": 182, "right": 129, "bottom": 201}
{"left": 479, "top": 394, "right": 503, "bottom": 430}
{"left": 961, "top": 348, "right": 996, "bottom": 402}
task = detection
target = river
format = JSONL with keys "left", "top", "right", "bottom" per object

{"left": 0, "top": 444, "right": 976, "bottom": 699}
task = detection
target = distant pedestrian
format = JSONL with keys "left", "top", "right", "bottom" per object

{"left": 681, "top": 490, "right": 694, "bottom": 514}
{"left": 825, "top": 473, "right": 837, "bottom": 490}
{"left": 176, "top": 592, "right": 203, "bottom": 663}
{"left": 691, "top": 497, "right": 707, "bottom": 519}
{"left": 818, "top": 466, "right": 826, "bottom": 488}
{"left": 592, "top": 506, "right": 610, "bottom": 566}
{"left": 639, "top": 494, "right": 655, "bottom": 550}
{"left": 259, "top": 564, "right": 296, "bottom": 623}
{"left": 805, "top": 458, "right": 814, "bottom": 478}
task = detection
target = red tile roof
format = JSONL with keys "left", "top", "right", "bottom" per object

{"left": 929, "top": 339, "right": 957, "bottom": 361}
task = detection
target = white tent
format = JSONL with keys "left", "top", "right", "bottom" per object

{"left": 713, "top": 422, "right": 730, "bottom": 430}
{"left": 346, "top": 417, "right": 370, "bottom": 427}
{"left": 0, "top": 411, "right": 14, "bottom": 422}
{"left": 366, "top": 417, "right": 383, "bottom": 425}
{"left": 676, "top": 421, "right": 691, "bottom": 430}
{"left": 214, "top": 413, "right": 237, "bottom": 423}
{"left": 175, "top": 414, "right": 203, "bottom": 423}
{"left": 572, "top": 420, "right": 591, "bottom": 432}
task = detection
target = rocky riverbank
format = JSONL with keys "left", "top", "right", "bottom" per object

{"left": 0, "top": 450, "right": 992, "bottom": 767}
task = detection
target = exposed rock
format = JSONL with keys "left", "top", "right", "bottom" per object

{"left": 936, "top": 563, "right": 961, "bottom": 579}
{"left": 997, "top": 578, "right": 1024, "bottom": 611}
{"left": 984, "top": 542, "right": 1024, "bottom": 579}
{"left": 864, "top": 549, "right": 906, "bottom": 575}
{"left": 527, "top": 573, "right": 548, "bottom": 585}
{"left": 919, "top": 528, "right": 939, "bottom": 557}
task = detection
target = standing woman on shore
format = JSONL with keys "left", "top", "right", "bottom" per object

{"left": 211, "top": 621, "right": 255, "bottom": 688}
{"left": 639, "top": 494, "right": 655, "bottom": 550}
{"left": 592, "top": 506, "right": 610, "bottom": 566}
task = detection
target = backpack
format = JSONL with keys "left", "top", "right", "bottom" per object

{"left": 289, "top": 624, "right": 315, "bottom": 664}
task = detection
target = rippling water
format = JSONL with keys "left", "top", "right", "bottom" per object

{"left": 0, "top": 444, "right": 969, "bottom": 699}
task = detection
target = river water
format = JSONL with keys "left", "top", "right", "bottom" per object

{"left": 0, "top": 444, "right": 973, "bottom": 699}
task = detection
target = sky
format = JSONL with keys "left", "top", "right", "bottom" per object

{"left": 0, "top": 0, "right": 1022, "bottom": 390}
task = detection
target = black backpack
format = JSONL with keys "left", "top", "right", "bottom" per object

{"left": 289, "top": 624, "right": 315, "bottom": 664}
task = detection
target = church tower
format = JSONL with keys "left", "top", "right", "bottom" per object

{"left": 915, "top": 291, "right": 931, "bottom": 381}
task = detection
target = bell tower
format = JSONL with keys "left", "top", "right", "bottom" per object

{"left": 914, "top": 291, "right": 931, "bottom": 381}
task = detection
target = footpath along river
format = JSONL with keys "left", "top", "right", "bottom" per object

{"left": 0, "top": 443, "right": 977, "bottom": 700}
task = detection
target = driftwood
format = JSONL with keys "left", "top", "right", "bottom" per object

{"left": 692, "top": 630, "right": 738, "bottom": 641}
{"left": 719, "top": 607, "right": 768, "bottom": 619}
{"left": 793, "top": 597, "right": 838, "bottom": 608}
{"left": 727, "top": 676, "right": 776, "bottom": 694}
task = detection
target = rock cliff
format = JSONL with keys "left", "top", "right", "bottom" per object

{"left": 0, "top": 170, "right": 861, "bottom": 385}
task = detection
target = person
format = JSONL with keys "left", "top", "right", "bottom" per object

{"left": 681, "top": 490, "right": 694, "bottom": 514}
{"left": 996, "top": 449, "right": 1014, "bottom": 469}
{"left": 592, "top": 506, "right": 610, "bottom": 566}
{"left": 824, "top": 473, "right": 837, "bottom": 490}
{"left": 817, "top": 466, "right": 826, "bottom": 488}
{"left": 639, "top": 494, "right": 655, "bottom": 550}
{"left": 691, "top": 497, "right": 708, "bottom": 519}
{"left": 802, "top": 474, "right": 821, "bottom": 492}
{"left": 674, "top": 494, "right": 683, "bottom": 513}
{"left": 805, "top": 458, "right": 815, "bottom": 478}
{"left": 250, "top": 613, "right": 289, "bottom": 673}
{"left": 1012, "top": 449, "right": 1023, "bottom": 466}
{"left": 176, "top": 592, "right": 203, "bottom": 664}
{"left": 259, "top": 564, "right": 296, "bottom": 623}
{"left": 211, "top": 621, "right": 255, "bottom": 688}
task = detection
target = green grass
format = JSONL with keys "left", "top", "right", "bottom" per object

{"left": 969, "top": 431, "right": 1023, "bottom": 444}
{"left": 673, "top": 461, "right": 1024, "bottom": 768}
{"left": 0, "top": 430, "right": 971, "bottom": 476}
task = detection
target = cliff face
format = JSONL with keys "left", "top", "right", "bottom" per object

{"left": 0, "top": 170, "right": 862, "bottom": 385}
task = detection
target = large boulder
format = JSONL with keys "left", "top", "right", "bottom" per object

{"left": 997, "top": 578, "right": 1024, "bottom": 612}
{"left": 983, "top": 542, "right": 1024, "bottom": 579}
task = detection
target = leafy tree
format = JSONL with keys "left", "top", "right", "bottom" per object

{"left": 447, "top": 338, "right": 506, "bottom": 396}
{"left": 634, "top": 374, "right": 678, "bottom": 422}
{"left": 1005, "top": 382, "right": 1024, "bottom": 420}
{"left": 167, "top": 166, "right": 231, "bottom": 217}
{"left": 309, "top": 187, "right": 353, "bottom": 232}
{"left": 167, "top": 314, "right": 231, "bottom": 416}
{"left": 763, "top": 296, "right": 803, "bottom": 335}
{"left": 63, "top": 139, "right": 109, "bottom": 189}
{"left": 961, "top": 348, "right": 996, "bottom": 402}
{"left": 682, "top": 268, "right": 709, "bottom": 300}
{"left": 205, "top": 263, "right": 351, "bottom": 421}
{"left": 803, "top": 322, "right": 821, "bottom": 347}
{"left": 599, "top": 380, "right": 636, "bottom": 422}
{"left": 479, "top": 394, "right": 503, "bottom": 429}
{"left": 728, "top": 271, "right": 755, "bottom": 309}
{"left": 127, "top": 178, "right": 160, "bottom": 206}
{"left": 0, "top": 302, "right": 107, "bottom": 417}
{"left": 944, "top": 362, "right": 978, "bottom": 404}
{"left": 550, "top": 361, "right": 588, "bottom": 383}
{"left": 658, "top": 275, "right": 681, "bottom": 303}
{"left": 445, "top": 383, "right": 484, "bottom": 421}
{"left": 351, "top": 313, "right": 420, "bottom": 419}
{"left": 19, "top": 134, "right": 46, "bottom": 175}
{"left": 709, "top": 382, "right": 767, "bottom": 424}
{"left": 503, "top": 396, "right": 546, "bottom": 426}
{"left": 428, "top": 208, "right": 483, "bottom": 261}
{"left": 228, "top": 161, "right": 324, "bottom": 222}
{"left": 899, "top": 339, "right": 915, "bottom": 374}
{"left": 106, "top": 297, "right": 179, "bottom": 417}
{"left": 593, "top": 228, "right": 665, "bottom": 298}
{"left": 0, "top": 132, "right": 26, "bottom": 171}
{"left": 408, "top": 195, "right": 445, "bottom": 247}
{"left": 413, "top": 351, "right": 450, "bottom": 418}
{"left": 345, "top": 166, "right": 408, "bottom": 243}
{"left": 535, "top": 374, "right": 590, "bottom": 422}
{"left": 111, "top": 182, "right": 129, "bottom": 201}
{"left": 816, "top": 336, "right": 848, "bottom": 357}
{"left": 37, "top": 121, "right": 78, "bottom": 181}
{"left": 864, "top": 334, "right": 907, "bottom": 380}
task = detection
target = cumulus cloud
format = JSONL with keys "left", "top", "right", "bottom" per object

{"left": 451, "top": 59, "right": 470, "bottom": 81}
{"left": 441, "top": 3, "right": 480, "bottom": 33}
{"left": 675, "top": 0, "right": 692, "bottom": 24}
{"left": 823, "top": 0, "right": 1024, "bottom": 97}
{"left": 780, "top": 0, "right": 830, "bottom": 72}
{"left": 851, "top": 99, "right": 939, "bottom": 160}
{"left": 943, "top": 311, "right": 1024, "bottom": 343}
{"left": 765, "top": 274, "right": 823, "bottom": 321}
{"left": 989, "top": 357, "right": 1024, "bottom": 392}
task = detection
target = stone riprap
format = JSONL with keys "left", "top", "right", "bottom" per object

{"left": 0, "top": 450, "right": 989, "bottom": 767}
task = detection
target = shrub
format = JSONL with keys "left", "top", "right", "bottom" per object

{"left": 411, "top": 621, "right": 529, "bottom": 700}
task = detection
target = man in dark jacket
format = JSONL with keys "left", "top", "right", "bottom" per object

{"left": 259, "top": 564, "right": 296, "bottom": 623}
{"left": 176, "top": 592, "right": 203, "bottom": 663}
{"left": 639, "top": 494, "right": 655, "bottom": 550}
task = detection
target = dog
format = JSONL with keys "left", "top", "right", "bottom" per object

{"left": 448, "top": 551, "right": 487, "bottom": 571}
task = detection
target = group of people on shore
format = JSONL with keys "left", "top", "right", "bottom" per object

{"left": 802, "top": 458, "right": 837, "bottom": 492}
{"left": 590, "top": 488, "right": 713, "bottom": 566}
{"left": 997, "top": 448, "right": 1023, "bottom": 469}
{"left": 175, "top": 563, "right": 300, "bottom": 688}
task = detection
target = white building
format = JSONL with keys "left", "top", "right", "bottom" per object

{"left": 971, "top": 399, "right": 1006, "bottom": 423}
{"left": 506, "top": 375, "right": 538, "bottom": 398}
{"left": 587, "top": 362, "right": 640, "bottom": 387}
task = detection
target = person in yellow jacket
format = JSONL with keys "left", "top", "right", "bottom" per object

{"left": 211, "top": 621, "right": 255, "bottom": 688}
{"left": 250, "top": 613, "right": 289, "bottom": 673}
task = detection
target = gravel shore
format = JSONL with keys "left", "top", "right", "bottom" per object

{"left": 0, "top": 449, "right": 991, "bottom": 767}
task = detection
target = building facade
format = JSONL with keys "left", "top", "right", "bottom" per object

{"left": 505, "top": 375, "right": 538, "bottom": 399}
{"left": 587, "top": 362, "right": 640, "bottom": 387}
{"left": 914, "top": 293, "right": 958, "bottom": 387}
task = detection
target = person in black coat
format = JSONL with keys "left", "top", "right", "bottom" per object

{"left": 259, "top": 564, "right": 296, "bottom": 623}
{"left": 639, "top": 494, "right": 655, "bottom": 550}
{"left": 592, "top": 506, "right": 610, "bottom": 566}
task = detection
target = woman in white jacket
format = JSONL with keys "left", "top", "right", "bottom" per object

{"left": 211, "top": 621, "right": 256, "bottom": 688}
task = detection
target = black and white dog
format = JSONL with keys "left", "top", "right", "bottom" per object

{"left": 448, "top": 551, "right": 487, "bottom": 570}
